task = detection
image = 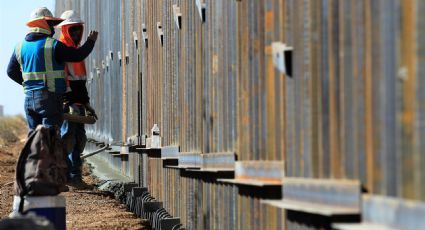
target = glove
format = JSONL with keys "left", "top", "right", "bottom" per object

{"left": 85, "top": 103, "right": 98, "bottom": 120}
{"left": 88, "top": 30, "right": 99, "bottom": 42}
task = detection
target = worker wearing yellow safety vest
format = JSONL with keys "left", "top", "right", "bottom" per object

{"left": 57, "top": 10, "right": 97, "bottom": 183}
{"left": 6, "top": 7, "right": 98, "bottom": 133}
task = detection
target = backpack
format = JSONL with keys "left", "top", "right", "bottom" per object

{"left": 15, "top": 125, "right": 68, "bottom": 212}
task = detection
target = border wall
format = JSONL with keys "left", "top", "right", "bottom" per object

{"left": 55, "top": 1, "right": 425, "bottom": 229}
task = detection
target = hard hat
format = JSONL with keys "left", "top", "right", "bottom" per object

{"left": 57, "top": 10, "right": 84, "bottom": 27}
{"left": 27, "top": 7, "right": 63, "bottom": 27}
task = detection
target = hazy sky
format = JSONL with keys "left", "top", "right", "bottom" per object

{"left": 0, "top": 0, "right": 55, "bottom": 116}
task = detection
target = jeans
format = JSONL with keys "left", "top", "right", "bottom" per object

{"left": 24, "top": 90, "right": 64, "bottom": 133}
{"left": 61, "top": 104, "right": 87, "bottom": 179}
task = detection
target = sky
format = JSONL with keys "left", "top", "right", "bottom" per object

{"left": 0, "top": 0, "right": 55, "bottom": 116}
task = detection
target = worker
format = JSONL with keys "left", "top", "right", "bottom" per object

{"left": 57, "top": 10, "right": 97, "bottom": 184}
{"left": 6, "top": 7, "right": 98, "bottom": 133}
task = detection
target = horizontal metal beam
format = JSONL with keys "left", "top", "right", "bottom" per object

{"left": 334, "top": 195, "right": 425, "bottom": 230}
{"left": 218, "top": 161, "right": 284, "bottom": 186}
{"left": 264, "top": 178, "right": 361, "bottom": 216}
{"left": 160, "top": 146, "right": 180, "bottom": 159}
{"left": 201, "top": 152, "right": 236, "bottom": 171}
{"left": 178, "top": 152, "right": 202, "bottom": 169}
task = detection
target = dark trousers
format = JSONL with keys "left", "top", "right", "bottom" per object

{"left": 61, "top": 104, "right": 87, "bottom": 179}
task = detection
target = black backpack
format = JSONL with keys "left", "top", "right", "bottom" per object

{"left": 15, "top": 125, "right": 68, "bottom": 213}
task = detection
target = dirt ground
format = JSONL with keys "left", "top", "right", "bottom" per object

{"left": 63, "top": 166, "right": 148, "bottom": 230}
{"left": 0, "top": 128, "right": 25, "bottom": 219}
{"left": 0, "top": 117, "right": 148, "bottom": 229}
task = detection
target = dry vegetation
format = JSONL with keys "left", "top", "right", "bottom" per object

{"left": 0, "top": 115, "right": 27, "bottom": 218}
{"left": 0, "top": 115, "right": 26, "bottom": 147}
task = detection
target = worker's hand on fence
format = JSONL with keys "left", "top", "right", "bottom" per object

{"left": 85, "top": 103, "right": 98, "bottom": 120}
{"left": 88, "top": 31, "right": 99, "bottom": 42}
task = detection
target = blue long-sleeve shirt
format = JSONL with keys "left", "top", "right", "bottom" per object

{"left": 6, "top": 33, "right": 95, "bottom": 86}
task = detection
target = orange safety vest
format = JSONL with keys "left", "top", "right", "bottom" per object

{"left": 59, "top": 24, "right": 87, "bottom": 91}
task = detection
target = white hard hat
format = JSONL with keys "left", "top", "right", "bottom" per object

{"left": 57, "top": 10, "right": 84, "bottom": 27}
{"left": 27, "top": 7, "right": 63, "bottom": 26}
